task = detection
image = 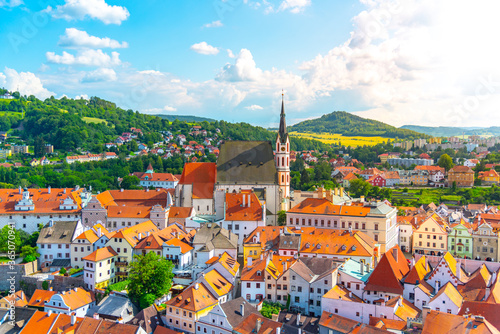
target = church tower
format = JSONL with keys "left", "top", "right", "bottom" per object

{"left": 275, "top": 92, "right": 290, "bottom": 204}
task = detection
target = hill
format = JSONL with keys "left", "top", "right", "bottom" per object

{"left": 157, "top": 114, "right": 216, "bottom": 123}
{"left": 290, "top": 111, "right": 428, "bottom": 139}
{"left": 401, "top": 125, "right": 500, "bottom": 137}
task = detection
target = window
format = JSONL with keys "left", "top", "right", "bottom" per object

{"left": 374, "top": 224, "right": 378, "bottom": 231}
{"left": 247, "top": 283, "right": 251, "bottom": 288}
{"left": 295, "top": 296, "right": 300, "bottom": 302}
{"left": 298, "top": 286, "right": 302, "bottom": 292}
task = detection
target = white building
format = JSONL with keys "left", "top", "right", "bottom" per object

{"left": 82, "top": 246, "right": 118, "bottom": 291}
{"left": 71, "top": 223, "right": 108, "bottom": 269}
{"left": 44, "top": 288, "right": 96, "bottom": 317}
{"left": 37, "top": 220, "right": 83, "bottom": 269}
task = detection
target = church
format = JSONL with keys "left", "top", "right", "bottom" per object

{"left": 175, "top": 94, "right": 290, "bottom": 225}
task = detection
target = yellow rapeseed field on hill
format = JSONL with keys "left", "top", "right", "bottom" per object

{"left": 289, "top": 131, "right": 390, "bottom": 147}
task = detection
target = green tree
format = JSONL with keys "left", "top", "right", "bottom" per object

{"left": 20, "top": 245, "right": 39, "bottom": 263}
{"left": 0, "top": 226, "right": 23, "bottom": 253}
{"left": 348, "top": 178, "right": 372, "bottom": 198}
{"left": 42, "top": 280, "right": 49, "bottom": 290}
{"left": 277, "top": 210, "right": 287, "bottom": 226}
{"left": 34, "top": 136, "right": 45, "bottom": 158}
{"left": 120, "top": 175, "right": 140, "bottom": 189}
{"left": 437, "top": 154, "right": 454, "bottom": 171}
{"left": 127, "top": 252, "right": 174, "bottom": 307}
{"left": 300, "top": 169, "right": 310, "bottom": 187}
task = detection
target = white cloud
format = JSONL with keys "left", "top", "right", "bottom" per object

{"left": 278, "top": 0, "right": 311, "bottom": 13}
{"left": 202, "top": 20, "right": 223, "bottom": 28}
{"left": 81, "top": 68, "right": 117, "bottom": 82}
{"left": 44, "top": 0, "right": 129, "bottom": 25}
{"left": 0, "top": 67, "right": 54, "bottom": 99}
{"left": 46, "top": 49, "right": 121, "bottom": 67}
{"left": 190, "top": 42, "right": 219, "bottom": 55}
{"left": 143, "top": 105, "right": 177, "bottom": 113}
{"left": 227, "top": 49, "right": 235, "bottom": 58}
{"left": 245, "top": 104, "right": 263, "bottom": 110}
{"left": 0, "top": 0, "right": 23, "bottom": 7}
{"left": 76, "top": 94, "right": 89, "bottom": 100}
{"left": 216, "top": 49, "right": 262, "bottom": 82}
{"left": 59, "top": 28, "right": 128, "bottom": 49}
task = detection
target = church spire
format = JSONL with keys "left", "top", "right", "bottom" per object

{"left": 278, "top": 91, "right": 287, "bottom": 143}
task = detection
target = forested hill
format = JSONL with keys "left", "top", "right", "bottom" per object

{"left": 0, "top": 92, "right": 330, "bottom": 152}
{"left": 157, "top": 114, "right": 216, "bottom": 122}
{"left": 290, "top": 111, "right": 429, "bottom": 139}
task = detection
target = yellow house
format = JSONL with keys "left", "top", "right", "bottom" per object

{"left": 105, "top": 220, "right": 158, "bottom": 281}
{"left": 0, "top": 290, "right": 27, "bottom": 309}
{"left": 164, "top": 282, "right": 218, "bottom": 333}
{"left": 82, "top": 246, "right": 118, "bottom": 291}
{"left": 479, "top": 170, "right": 500, "bottom": 185}
{"left": 242, "top": 226, "right": 287, "bottom": 266}
{"left": 413, "top": 217, "right": 448, "bottom": 255}
{"left": 410, "top": 170, "right": 429, "bottom": 186}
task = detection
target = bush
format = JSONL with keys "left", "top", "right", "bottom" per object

{"left": 59, "top": 268, "right": 67, "bottom": 275}
{"left": 109, "top": 280, "right": 130, "bottom": 292}
{"left": 260, "top": 301, "right": 284, "bottom": 319}
{"left": 23, "top": 255, "right": 36, "bottom": 263}
{"left": 42, "top": 280, "right": 49, "bottom": 290}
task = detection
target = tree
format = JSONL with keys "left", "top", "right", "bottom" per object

{"left": 300, "top": 169, "right": 310, "bottom": 187}
{"left": 277, "top": 210, "right": 287, "bottom": 226}
{"left": 438, "top": 154, "right": 454, "bottom": 171}
{"left": 348, "top": 178, "right": 372, "bottom": 198}
{"left": 127, "top": 252, "right": 174, "bottom": 307}
{"left": 20, "top": 245, "right": 39, "bottom": 263}
{"left": 42, "top": 280, "right": 49, "bottom": 290}
{"left": 0, "top": 226, "right": 23, "bottom": 253}
{"left": 120, "top": 175, "right": 140, "bottom": 189}
{"left": 34, "top": 136, "right": 45, "bottom": 158}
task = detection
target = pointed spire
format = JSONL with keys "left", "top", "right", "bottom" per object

{"left": 146, "top": 163, "right": 154, "bottom": 173}
{"left": 278, "top": 90, "right": 287, "bottom": 143}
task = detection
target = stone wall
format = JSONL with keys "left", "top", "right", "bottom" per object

{"left": 0, "top": 260, "right": 38, "bottom": 291}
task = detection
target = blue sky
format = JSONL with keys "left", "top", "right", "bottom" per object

{"left": 2, "top": 0, "right": 500, "bottom": 128}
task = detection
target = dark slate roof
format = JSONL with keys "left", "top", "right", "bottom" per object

{"left": 298, "top": 257, "right": 339, "bottom": 276}
{"left": 96, "top": 294, "right": 139, "bottom": 321}
{"left": 216, "top": 141, "right": 277, "bottom": 185}
{"left": 50, "top": 259, "right": 71, "bottom": 267}
{"left": 278, "top": 96, "right": 288, "bottom": 144}
{"left": 37, "top": 221, "right": 78, "bottom": 245}
{"left": 0, "top": 307, "right": 37, "bottom": 334}
{"left": 220, "top": 297, "right": 259, "bottom": 328}
{"left": 127, "top": 304, "right": 163, "bottom": 333}
{"left": 278, "top": 312, "right": 319, "bottom": 334}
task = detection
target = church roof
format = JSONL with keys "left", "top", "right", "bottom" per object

{"left": 216, "top": 141, "right": 277, "bottom": 185}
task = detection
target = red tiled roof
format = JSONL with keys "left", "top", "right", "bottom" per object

{"left": 289, "top": 198, "right": 370, "bottom": 216}
{"left": 178, "top": 162, "right": 216, "bottom": 199}
{"left": 225, "top": 192, "right": 263, "bottom": 221}
{"left": 365, "top": 246, "right": 409, "bottom": 294}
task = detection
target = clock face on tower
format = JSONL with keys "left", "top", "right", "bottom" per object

{"left": 281, "top": 147, "right": 285, "bottom": 151}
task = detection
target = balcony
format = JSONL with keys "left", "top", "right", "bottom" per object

{"left": 116, "top": 271, "right": 128, "bottom": 276}
{"left": 115, "top": 261, "right": 128, "bottom": 267}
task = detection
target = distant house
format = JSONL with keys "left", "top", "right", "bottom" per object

{"left": 44, "top": 288, "right": 96, "bottom": 317}
{"left": 464, "top": 159, "right": 479, "bottom": 168}
{"left": 479, "top": 169, "right": 500, "bottom": 185}
{"left": 367, "top": 174, "right": 386, "bottom": 187}
{"left": 448, "top": 165, "right": 474, "bottom": 187}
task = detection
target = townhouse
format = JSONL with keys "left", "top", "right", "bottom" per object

{"left": 241, "top": 256, "right": 266, "bottom": 302}
{"left": 479, "top": 169, "right": 500, "bottom": 185}
{"left": 242, "top": 226, "right": 285, "bottom": 266}
{"left": 448, "top": 166, "right": 474, "bottom": 187}
{"left": 448, "top": 223, "right": 473, "bottom": 259}
{"left": 71, "top": 223, "right": 108, "bottom": 269}
{"left": 264, "top": 254, "right": 296, "bottom": 304}
{"left": 192, "top": 223, "right": 237, "bottom": 266}
{"left": 412, "top": 216, "right": 448, "bottom": 255}
{"left": 472, "top": 222, "right": 500, "bottom": 261}
{"left": 83, "top": 246, "right": 118, "bottom": 291}
{"left": 43, "top": 288, "right": 95, "bottom": 317}
{"left": 131, "top": 163, "right": 179, "bottom": 189}
{"left": 337, "top": 259, "right": 374, "bottom": 299}
{"left": 175, "top": 162, "right": 217, "bottom": 215}
{"left": 286, "top": 198, "right": 398, "bottom": 253}
{"left": 37, "top": 220, "right": 84, "bottom": 269}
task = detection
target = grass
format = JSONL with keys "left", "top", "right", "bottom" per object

{"left": 289, "top": 131, "right": 389, "bottom": 147}
{"left": 0, "top": 256, "right": 12, "bottom": 263}
{"left": 82, "top": 117, "right": 109, "bottom": 126}
{"left": 109, "top": 279, "right": 130, "bottom": 292}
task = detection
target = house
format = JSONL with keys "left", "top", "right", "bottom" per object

{"left": 131, "top": 163, "right": 179, "bottom": 189}
{"left": 383, "top": 171, "right": 400, "bottom": 187}
{"left": 43, "top": 288, "right": 96, "bottom": 317}
{"left": 359, "top": 168, "right": 383, "bottom": 180}
{"left": 195, "top": 267, "right": 234, "bottom": 304}
{"left": 464, "top": 159, "right": 480, "bottom": 168}
{"left": 27, "top": 289, "right": 56, "bottom": 310}
{"left": 472, "top": 221, "right": 500, "bottom": 261}
{"left": 242, "top": 226, "right": 286, "bottom": 266}
{"left": 175, "top": 162, "right": 217, "bottom": 215}
{"left": 195, "top": 297, "right": 259, "bottom": 334}
{"left": 288, "top": 257, "right": 339, "bottom": 316}
{"left": 105, "top": 220, "right": 159, "bottom": 280}
{"left": 412, "top": 216, "right": 448, "bottom": 255}
{"left": 83, "top": 246, "right": 118, "bottom": 291}
{"left": 37, "top": 220, "right": 84, "bottom": 269}
{"left": 162, "top": 237, "right": 194, "bottom": 272}
{"left": 94, "top": 293, "right": 140, "bottom": 323}
{"left": 364, "top": 246, "right": 410, "bottom": 303}
{"left": 337, "top": 259, "right": 374, "bottom": 299}
{"left": 426, "top": 252, "right": 469, "bottom": 289}
{"left": 71, "top": 223, "right": 109, "bottom": 269}
{"left": 479, "top": 169, "right": 500, "bottom": 185}
{"left": 264, "top": 254, "right": 296, "bottom": 304}
{"left": 163, "top": 282, "right": 218, "bottom": 334}
{"left": 398, "top": 216, "right": 413, "bottom": 253}
{"left": 367, "top": 174, "right": 386, "bottom": 187}
{"left": 74, "top": 316, "right": 147, "bottom": 333}
{"left": 342, "top": 172, "right": 358, "bottom": 188}
{"left": 448, "top": 223, "right": 473, "bottom": 259}
{"left": 421, "top": 309, "right": 498, "bottom": 334}
{"left": 232, "top": 313, "right": 282, "bottom": 334}
{"left": 220, "top": 191, "right": 266, "bottom": 246}
{"left": 168, "top": 207, "right": 196, "bottom": 228}
{"left": 191, "top": 223, "right": 238, "bottom": 266}
{"left": 0, "top": 290, "right": 28, "bottom": 309}
{"left": 319, "top": 311, "right": 392, "bottom": 334}
{"left": 240, "top": 256, "right": 266, "bottom": 302}
{"left": 402, "top": 255, "right": 431, "bottom": 303}
{"left": 128, "top": 304, "right": 164, "bottom": 334}
{"left": 428, "top": 282, "right": 463, "bottom": 314}
{"left": 0, "top": 307, "right": 36, "bottom": 333}
{"left": 448, "top": 165, "right": 474, "bottom": 187}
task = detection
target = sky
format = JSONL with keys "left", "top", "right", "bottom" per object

{"left": 2, "top": 0, "right": 500, "bottom": 129}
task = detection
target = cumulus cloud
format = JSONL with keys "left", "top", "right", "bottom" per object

{"left": 216, "top": 49, "right": 262, "bottom": 82}
{"left": 81, "top": 68, "right": 117, "bottom": 82}
{"left": 202, "top": 20, "right": 223, "bottom": 28}
{"left": 278, "top": 0, "right": 311, "bottom": 13}
{"left": 59, "top": 28, "right": 128, "bottom": 49}
{"left": 190, "top": 42, "right": 219, "bottom": 55}
{"left": 0, "top": 0, "right": 23, "bottom": 7}
{"left": 144, "top": 105, "right": 177, "bottom": 113}
{"left": 44, "top": 0, "right": 129, "bottom": 25}
{"left": 76, "top": 94, "right": 89, "bottom": 100}
{"left": 245, "top": 104, "right": 263, "bottom": 110}
{"left": 0, "top": 67, "right": 54, "bottom": 99}
{"left": 46, "top": 49, "right": 121, "bottom": 67}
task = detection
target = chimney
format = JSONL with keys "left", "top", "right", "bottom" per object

{"left": 97, "top": 228, "right": 102, "bottom": 238}
{"left": 260, "top": 253, "right": 263, "bottom": 261}
{"left": 283, "top": 261, "right": 287, "bottom": 271}
{"left": 276, "top": 327, "right": 281, "bottom": 334}
{"left": 457, "top": 261, "right": 462, "bottom": 280}
{"left": 18, "top": 186, "right": 21, "bottom": 194}
{"left": 349, "top": 291, "right": 352, "bottom": 298}
{"left": 240, "top": 303, "right": 244, "bottom": 317}
{"left": 71, "top": 313, "right": 76, "bottom": 325}
{"left": 248, "top": 257, "right": 253, "bottom": 267}
{"left": 63, "top": 188, "right": 66, "bottom": 194}
{"left": 248, "top": 194, "right": 251, "bottom": 207}
{"left": 298, "top": 329, "right": 302, "bottom": 334}
{"left": 47, "top": 310, "right": 52, "bottom": 316}
{"left": 242, "top": 194, "right": 246, "bottom": 207}
{"left": 435, "top": 280, "right": 439, "bottom": 292}
{"left": 93, "top": 313, "right": 99, "bottom": 319}
{"left": 360, "top": 196, "right": 365, "bottom": 202}
{"left": 296, "top": 313, "right": 301, "bottom": 326}
{"left": 485, "top": 288, "right": 490, "bottom": 300}
{"left": 366, "top": 262, "right": 370, "bottom": 273}
{"left": 475, "top": 316, "right": 485, "bottom": 323}
{"left": 195, "top": 283, "right": 199, "bottom": 290}
{"left": 256, "top": 232, "right": 260, "bottom": 243}
{"left": 392, "top": 247, "right": 398, "bottom": 262}
{"left": 340, "top": 187, "right": 344, "bottom": 196}
{"left": 62, "top": 291, "right": 66, "bottom": 295}
{"left": 74, "top": 287, "right": 78, "bottom": 292}
{"left": 48, "top": 186, "right": 51, "bottom": 194}
{"left": 422, "top": 306, "right": 431, "bottom": 322}
{"left": 146, "top": 188, "right": 149, "bottom": 192}
{"left": 256, "top": 318, "right": 262, "bottom": 333}
{"left": 360, "top": 260, "right": 364, "bottom": 275}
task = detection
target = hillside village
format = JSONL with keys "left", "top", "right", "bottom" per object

{"left": 0, "top": 99, "right": 500, "bottom": 334}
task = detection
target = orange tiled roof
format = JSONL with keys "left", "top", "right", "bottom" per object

{"left": 82, "top": 246, "right": 117, "bottom": 262}
{"left": 225, "top": 192, "right": 263, "bottom": 221}
{"left": 449, "top": 165, "right": 474, "bottom": 173}
{"left": 323, "top": 285, "right": 363, "bottom": 302}
{"left": 21, "top": 310, "right": 83, "bottom": 334}
{"left": 165, "top": 282, "right": 217, "bottom": 312}
{"left": 96, "top": 189, "right": 172, "bottom": 209}
{"left": 164, "top": 238, "right": 193, "bottom": 254}
{"left": 343, "top": 172, "right": 358, "bottom": 181}
{"left": 109, "top": 220, "right": 159, "bottom": 247}
{"left": 233, "top": 313, "right": 281, "bottom": 334}
{"left": 288, "top": 198, "right": 370, "bottom": 217}
{"left": 28, "top": 289, "right": 56, "bottom": 308}
{"left": 59, "top": 288, "right": 95, "bottom": 310}
{"left": 243, "top": 226, "right": 286, "bottom": 250}
{"left": 405, "top": 256, "right": 430, "bottom": 285}
{"left": 423, "top": 310, "right": 499, "bottom": 334}
{"left": 241, "top": 257, "right": 267, "bottom": 282}
{"left": 0, "top": 188, "right": 83, "bottom": 214}
{"left": 1, "top": 290, "right": 27, "bottom": 307}
{"left": 168, "top": 207, "right": 194, "bottom": 219}
{"left": 365, "top": 246, "right": 409, "bottom": 294}
{"left": 178, "top": 162, "right": 216, "bottom": 199}
{"left": 202, "top": 269, "right": 233, "bottom": 297}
